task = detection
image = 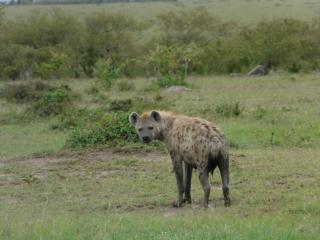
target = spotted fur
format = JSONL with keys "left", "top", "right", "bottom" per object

{"left": 129, "top": 110, "right": 231, "bottom": 208}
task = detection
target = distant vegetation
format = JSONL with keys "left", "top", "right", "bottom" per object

{"left": 3, "top": 0, "right": 175, "bottom": 4}
{"left": 1, "top": 7, "right": 320, "bottom": 84}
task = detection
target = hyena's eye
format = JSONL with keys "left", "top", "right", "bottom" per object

{"left": 148, "top": 126, "right": 154, "bottom": 130}
{"left": 138, "top": 128, "right": 143, "bottom": 132}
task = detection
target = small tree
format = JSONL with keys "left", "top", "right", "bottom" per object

{"left": 0, "top": 6, "right": 4, "bottom": 29}
{"left": 146, "top": 43, "right": 202, "bottom": 87}
{"left": 157, "top": 7, "right": 237, "bottom": 47}
{"left": 80, "top": 12, "right": 142, "bottom": 76}
{"left": 93, "top": 58, "right": 124, "bottom": 89}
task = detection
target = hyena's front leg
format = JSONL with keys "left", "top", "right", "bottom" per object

{"left": 183, "top": 162, "right": 192, "bottom": 204}
{"left": 170, "top": 154, "right": 184, "bottom": 208}
{"left": 218, "top": 154, "right": 231, "bottom": 207}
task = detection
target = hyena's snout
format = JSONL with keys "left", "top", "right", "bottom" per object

{"left": 142, "top": 136, "right": 151, "bottom": 143}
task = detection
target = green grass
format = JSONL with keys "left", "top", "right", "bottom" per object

{"left": 4, "top": 0, "right": 320, "bottom": 23}
{"left": 0, "top": 121, "right": 66, "bottom": 160}
{"left": 0, "top": 74, "right": 320, "bottom": 238}
{"left": 1, "top": 74, "right": 320, "bottom": 156}
{"left": 0, "top": 149, "right": 319, "bottom": 239}
{"left": 1, "top": 212, "right": 319, "bottom": 239}
{"left": 1, "top": 2, "right": 320, "bottom": 237}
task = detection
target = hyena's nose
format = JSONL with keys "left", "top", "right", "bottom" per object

{"left": 142, "top": 136, "right": 151, "bottom": 143}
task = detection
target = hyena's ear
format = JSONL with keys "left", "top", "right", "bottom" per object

{"left": 151, "top": 110, "right": 161, "bottom": 122}
{"left": 129, "top": 112, "right": 139, "bottom": 126}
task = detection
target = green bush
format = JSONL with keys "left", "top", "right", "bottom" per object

{"left": 67, "top": 112, "right": 139, "bottom": 148}
{"left": 80, "top": 12, "right": 142, "bottom": 76}
{"left": 93, "top": 59, "right": 123, "bottom": 88}
{"left": 155, "top": 75, "right": 186, "bottom": 88}
{"left": 1, "top": 8, "right": 320, "bottom": 80}
{"left": 0, "top": 45, "right": 30, "bottom": 80}
{"left": 0, "top": 6, "right": 3, "bottom": 23}
{"left": 156, "top": 8, "right": 237, "bottom": 46}
{"left": 202, "top": 19, "right": 320, "bottom": 73}
{"left": 152, "top": 17, "right": 320, "bottom": 75}
{"left": 0, "top": 81, "right": 53, "bottom": 103}
{"left": 31, "top": 86, "right": 72, "bottom": 117}
{"left": 34, "top": 52, "right": 73, "bottom": 79}
{"left": 0, "top": 9, "right": 81, "bottom": 79}
{"left": 5, "top": 9, "right": 79, "bottom": 48}
{"left": 146, "top": 44, "right": 202, "bottom": 87}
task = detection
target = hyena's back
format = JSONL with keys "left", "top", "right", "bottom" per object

{"left": 165, "top": 114, "right": 227, "bottom": 171}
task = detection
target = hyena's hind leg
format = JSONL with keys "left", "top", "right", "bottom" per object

{"left": 199, "top": 170, "right": 211, "bottom": 208}
{"left": 218, "top": 152, "right": 231, "bottom": 207}
{"left": 183, "top": 162, "right": 192, "bottom": 204}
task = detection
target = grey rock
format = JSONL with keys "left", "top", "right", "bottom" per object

{"left": 165, "top": 86, "right": 192, "bottom": 93}
{"left": 247, "top": 65, "right": 269, "bottom": 76}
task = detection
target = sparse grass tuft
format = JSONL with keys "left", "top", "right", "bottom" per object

{"left": 117, "top": 80, "right": 135, "bottom": 92}
{"left": 215, "top": 102, "right": 243, "bottom": 117}
{"left": 109, "top": 99, "right": 133, "bottom": 112}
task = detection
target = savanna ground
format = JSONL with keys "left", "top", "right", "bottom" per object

{"left": 1, "top": 74, "right": 320, "bottom": 239}
{"left": 1, "top": 0, "right": 320, "bottom": 239}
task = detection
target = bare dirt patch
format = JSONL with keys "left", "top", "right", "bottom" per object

{"left": 0, "top": 149, "right": 168, "bottom": 183}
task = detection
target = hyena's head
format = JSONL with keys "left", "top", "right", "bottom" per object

{"left": 129, "top": 111, "right": 161, "bottom": 144}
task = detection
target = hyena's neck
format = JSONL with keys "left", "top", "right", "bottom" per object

{"left": 157, "top": 112, "right": 175, "bottom": 142}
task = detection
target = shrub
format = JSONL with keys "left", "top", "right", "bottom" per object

{"left": 0, "top": 6, "right": 3, "bottom": 23}
{"left": 34, "top": 52, "right": 73, "bottom": 79}
{"left": 5, "top": 9, "right": 80, "bottom": 49}
{"left": 245, "top": 19, "right": 320, "bottom": 72}
{"left": 80, "top": 12, "right": 142, "bottom": 76}
{"left": 0, "top": 43, "right": 72, "bottom": 80}
{"left": 0, "top": 45, "right": 30, "bottom": 80}
{"left": 156, "top": 7, "right": 237, "bottom": 46}
{"left": 93, "top": 59, "right": 123, "bottom": 89}
{"left": 67, "top": 112, "right": 139, "bottom": 148}
{"left": 0, "top": 81, "right": 53, "bottom": 103}
{"left": 0, "top": 82, "right": 74, "bottom": 117}
{"left": 185, "top": 18, "right": 320, "bottom": 74}
{"left": 155, "top": 75, "right": 186, "bottom": 88}
{"left": 1, "top": 8, "right": 320, "bottom": 79}
{"left": 31, "top": 86, "right": 72, "bottom": 117}
{"left": 146, "top": 44, "right": 202, "bottom": 87}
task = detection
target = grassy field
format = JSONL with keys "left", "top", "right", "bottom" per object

{"left": 1, "top": 1, "right": 320, "bottom": 238}
{"left": 0, "top": 74, "right": 319, "bottom": 239}
{"left": 4, "top": 0, "right": 320, "bottom": 23}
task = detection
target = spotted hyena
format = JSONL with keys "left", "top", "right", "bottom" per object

{"left": 129, "top": 110, "right": 230, "bottom": 208}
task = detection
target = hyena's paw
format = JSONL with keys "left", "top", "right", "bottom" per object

{"left": 171, "top": 200, "right": 183, "bottom": 208}
{"left": 182, "top": 198, "right": 192, "bottom": 204}
{"left": 224, "top": 199, "right": 231, "bottom": 207}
